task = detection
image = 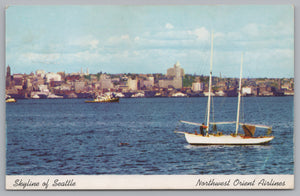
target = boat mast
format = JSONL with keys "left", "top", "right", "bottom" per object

{"left": 235, "top": 53, "right": 243, "bottom": 135}
{"left": 206, "top": 31, "right": 214, "bottom": 136}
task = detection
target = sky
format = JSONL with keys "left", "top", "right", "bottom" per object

{"left": 6, "top": 5, "right": 294, "bottom": 78}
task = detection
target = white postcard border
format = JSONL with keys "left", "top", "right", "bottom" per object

{"left": 6, "top": 175, "right": 294, "bottom": 190}
{"left": 2, "top": 0, "right": 298, "bottom": 194}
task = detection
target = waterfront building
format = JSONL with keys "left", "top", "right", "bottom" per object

{"left": 159, "top": 77, "right": 182, "bottom": 89}
{"left": 119, "top": 85, "right": 129, "bottom": 93}
{"left": 57, "top": 84, "right": 72, "bottom": 91}
{"left": 45, "top": 72, "right": 62, "bottom": 83}
{"left": 25, "top": 78, "right": 33, "bottom": 90}
{"left": 277, "top": 79, "right": 282, "bottom": 90}
{"left": 192, "top": 82, "right": 203, "bottom": 92}
{"left": 94, "top": 82, "right": 101, "bottom": 90}
{"left": 38, "top": 84, "right": 49, "bottom": 92}
{"left": 74, "top": 81, "right": 86, "bottom": 92}
{"left": 251, "top": 87, "right": 259, "bottom": 96}
{"left": 140, "top": 76, "right": 154, "bottom": 89}
{"left": 111, "top": 77, "right": 120, "bottom": 83}
{"left": 215, "top": 90, "right": 226, "bottom": 96}
{"left": 127, "top": 77, "right": 138, "bottom": 91}
{"left": 242, "top": 87, "right": 252, "bottom": 95}
{"left": 36, "top": 70, "right": 46, "bottom": 78}
{"left": 99, "top": 74, "right": 114, "bottom": 90}
{"left": 282, "top": 82, "right": 292, "bottom": 90}
{"left": 12, "top": 74, "right": 24, "bottom": 90}
{"left": 260, "top": 91, "right": 274, "bottom": 96}
{"left": 159, "top": 79, "right": 175, "bottom": 89}
{"left": 284, "top": 90, "right": 294, "bottom": 96}
{"left": 216, "top": 80, "right": 226, "bottom": 88}
{"left": 35, "top": 76, "right": 45, "bottom": 86}
{"left": 49, "top": 81, "right": 63, "bottom": 88}
{"left": 172, "top": 76, "right": 182, "bottom": 89}
{"left": 57, "top": 72, "right": 65, "bottom": 81}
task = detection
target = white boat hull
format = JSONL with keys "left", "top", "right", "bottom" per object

{"left": 183, "top": 133, "right": 274, "bottom": 145}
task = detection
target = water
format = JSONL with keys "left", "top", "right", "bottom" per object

{"left": 6, "top": 96, "right": 294, "bottom": 175}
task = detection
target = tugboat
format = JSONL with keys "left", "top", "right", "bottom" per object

{"left": 85, "top": 93, "right": 119, "bottom": 103}
{"left": 6, "top": 95, "right": 16, "bottom": 103}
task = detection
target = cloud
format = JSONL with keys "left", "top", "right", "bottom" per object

{"left": 214, "top": 32, "right": 225, "bottom": 39}
{"left": 69, "top": 36, "right": 100, "bottom": 50}
{"left": 21, "top": 52, "right": 61, "bottom": 64}
{"left": 165, "top": 23, "right": 174, "bottom": 29}
{"left": 134, "top": 36, "right": 140, "bottom": 41}
{"left": 6, "top": 19, "right": 293, "bottom": 77}
{"left": 187, "top": 27, "right": 210, "bottom": 41}
{"left": 88, "top": 39, "right": 99, "bottom": 49}
{"left": 211, "top": 48, "right": 294, "bottom": 78}
{"left": 131, "top": 27, "right": 212, "bottom": 51}
{"left": 242, "top": 23, "right": 260, "bottom": 37}
{"left": 121, "top": 35, "right": 130, "bottom": 40}
{"left": 133, "top": 51, "right": 140, "bottom": 56}
{"left": 108, "top": 34, "right": 131, "bottom": 44}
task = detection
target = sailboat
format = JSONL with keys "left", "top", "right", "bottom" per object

{"left": 175, "top": 32, "right": 274, "bottom": 145}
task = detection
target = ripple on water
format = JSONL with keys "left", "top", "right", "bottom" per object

{"left": 6, "top": 97, "right": 294, "bottom": 175}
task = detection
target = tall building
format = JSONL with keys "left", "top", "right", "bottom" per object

{"left": 127, "top": 77, "right": 138, "bottom": 91}
{"left": 6, "top": 65, "right": 11, "bottom": 88}
{"left": 6, "top": 65, "right": 11, "bottom": 77}
{"left": 159, "top": 61, "right": 184, "bottom": 89}
{"left": 166, "top": 61, "right": 184, "bottom": 78}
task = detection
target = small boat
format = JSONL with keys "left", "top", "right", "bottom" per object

{"left": 171, "top": 92, "right": 188, "bottom": 97}
{"left": 6, "top": 95, "right": 16, "bottom": 103}
{"left": 175, "top": 32, "right": 274, "bottom": 145}
{"left": 47, "top": 94, "right": 64, "bottom": 99}
{"left": 132, "top": 92, "right": 145, "bottom": 98}
{"left": 32, "top": 94, "right": 40, "bottom": 99}
{"left": 85, "top": 94, "right": 119, "bottom": 103}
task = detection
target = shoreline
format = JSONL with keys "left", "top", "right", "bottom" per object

{"left": 6, "top": 94, "right": 294, "bottom": 100}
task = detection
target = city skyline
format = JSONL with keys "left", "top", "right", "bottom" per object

{"left": 6, "top": 5, "right": 294, "bottom": 78}
{"left": 5, "top": 64, "right": 295, "bottom": 80}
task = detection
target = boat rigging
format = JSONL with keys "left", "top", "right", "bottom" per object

{"left": 175, "top": 32, "right": 274, "bottom": 145}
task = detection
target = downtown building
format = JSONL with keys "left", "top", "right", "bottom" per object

{"left": 159, "top": 61, "right": 184, "bottom": 89}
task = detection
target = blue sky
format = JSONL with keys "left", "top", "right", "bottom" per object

{"left": 6, "top": 5, "right": 294, "bottom": 78}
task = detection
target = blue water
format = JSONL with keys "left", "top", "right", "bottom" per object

{"left": 6, "top": 97, "right": 294, "bottom": 175}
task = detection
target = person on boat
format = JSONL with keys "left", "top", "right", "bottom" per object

{"left": 200, "top": 123, "right": 205, "bottom": 136}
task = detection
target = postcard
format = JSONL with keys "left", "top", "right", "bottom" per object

{"left": 5, "top": 5, "right": 294, "bottom": 190}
